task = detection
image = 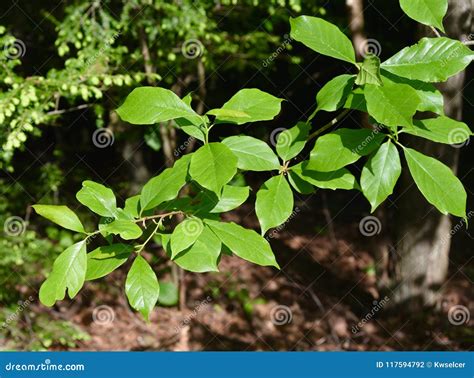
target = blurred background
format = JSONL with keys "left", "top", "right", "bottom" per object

{"left": 0, "top": 0, "right": 472, "bottom": 351}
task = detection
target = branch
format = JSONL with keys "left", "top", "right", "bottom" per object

{"left": 430, "top": 26, "right": 441, "bottom": 38}
{"left": 308, "top": 109, "right": 350, "bottom": 141}
{"left": 46, "top": 103, "right": 93, "bottom": 116}
{"left": 136, "top": 211, "right": 183, "bottom": 224}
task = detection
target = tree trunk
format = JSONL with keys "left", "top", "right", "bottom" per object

{"left": 388, "top": 0, "right": 472, "bottom": 308}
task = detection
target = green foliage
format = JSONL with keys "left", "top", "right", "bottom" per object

{"left": 222, "top": 136, "right": 280, "bottom": 171}
{"left": 361, "top": 141, "right": 402, "bottom": 212}
{"left": 381, "top": 38, "right": 474, "bottom": 82}
{"left": 85, "top": 244, "right": 133, "bottom": 281}
{"left": 189, "top": 143, "right": 238, "bottom": 193}
{"left": 116, "top": 87, "right": 202, "bottom": 126}
{"left": 0, "top": 0, "right": 323, "bottom": 168}
{"left": 125, "top": 255, "right": 160, "bottom": 321}
{"left": 33, "top": 5, "right": 472, "bottom": 320}
{"left": 403, "top": 148, "right": 467, "bottom": 218}
{"left": 1, "top": 309, "right": 89, "bottom": 350}
{"left": 290, "top": 16, "right": 356, "bottom": 64}
{"left": 32, "top": 205, "right": 86, "bottom": 234}
{"left": 399, "top": 0, "right": 448, "bottom": 32}
{"left": 276, "top": 122, "right": 311, "bottom": 161}
{"left": 307, "top": 129, "right": 384, "bottom": 172}
{"left": 39, "top": 241, "right": 87, "bottom": 307}
{"left": 76, "top": 181, "right": 120, "bottom": 218}
{"left": 256, "top": 175, "right": 294, "bottom": 235}
{"left": 364, "top": 76, "right": 421, "bottom": 128}
{"left": 213, "top": 89, "right": 283, "bottom": 125}
{"left": 313, "top": 75, "right": 356, "bottom": 116}
{"left": 405, "top": 117, "right": 472, "bottom": 144}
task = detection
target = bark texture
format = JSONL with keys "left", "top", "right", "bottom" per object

{"left": 389, "top": 0, "right": 472, "bottom": 308}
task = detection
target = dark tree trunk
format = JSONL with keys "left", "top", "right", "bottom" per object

{"left": 388, "top": 0, "right": 472, "bottom": 308}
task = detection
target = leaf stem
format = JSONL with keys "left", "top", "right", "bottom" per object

{"left": 307, "top": 109, "right": 350, "bottom": 141}
{"left": 430, "top": 26, "right": 441, "bottom": 38}
{"left": 135, "top": 211, "right": 183, "bottom": 224}
{"left": 135, "top": 219, "right": 162, "bottom": 254}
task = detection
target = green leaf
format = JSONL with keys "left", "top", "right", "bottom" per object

{"left": 125, "top": 255, "right": 160, "bottom": 320}
{"left": 287, "top": 171, "right": 314, "bottom": 194}
{"left": 39, "top": 240, "right": 87, "bottom": 306}
{"left": 381, "top": 38, "right": 474, "bottom": 82}
{"left": 215, "top": 89, "right": 283, "bottom": 125}
{"left": 32, "top": 205, "right": 86, "bottom": 234}
{"left": 400, "top": 0, "right": 447, "bottom": 32}
{"left": 356, "top": 54, "right": 383, "bottom": 86}
{"left": 255, "top": 175, "right": 294, "bottom": 235}
{"left": 292, "top": 163, "right": 358, "bottom": 191}
{"left": 173, "top": 226, "right": 221, "bottom": 272}
{"left": 364, "top": 75, "right": 421, "bottom": 128}
{"left": 158, "top": 282, "right": 179, "bottom": 307}
{"left": 222, "top": 135, "right": 280, "bottom": 171}
{"left": 315, "top": 75, "right": 356, "bottom": 115}
{"left": 189, "top": 143, "right": 237, "bottom": 193}
{"left": 86, "top": 244, "right": 133, "bottom": 281}
{"left": 210, "top": 185, "right": 250, "bottom": 213}
{"left": 404, "top": 147, "right": 466, "bottom": 218}
{"left": 290, "top": 16, "right": 356, "bottom": 64}
{"left": 382, "top": 72, "right": 444, "bottom": 114}
{"left": 307, "top": 128, "right": 385, "bottom": 172}
{"left": 140, "top": 154, "right": 191, "bottom": 211}
{"left": 276, "top": 122, "right": 311, "bottom": 161}
{"left": 361, "top": 141, "right": 402, "bottom": 212}
{"left": 116, "top": 87, "right": 201, "bottom": 126}
{"left": 76, "top": 180, "right": 119, "bottom": 218}
{"left": 404, "top": 117, "right": 472, "bottom": 144}
{"left": 344, "top": 88, "right": 367, "bottom": 112}
{"left": 205, "top": 219, "right": 279, "bottom": 268}
{"left": 170, "top": 217, "right": 204, "bottom": 258}
{"left": 123, "top": 195, "right": 141, "bottom": 219}
{"left": 102, "top": 219, "right": 143, "bottom": 240}
{"left": 207, "top": 108, "right": 251, "bottom": 120}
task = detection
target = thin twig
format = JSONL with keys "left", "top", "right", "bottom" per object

{"left": 430, "top": 26, "right": 441, "bottom": 38}
{"left": 135, "top": 211, "right": 183, "bottom": 223}
{"left": 308, "top": 109, "right": 350, "bottom": 141}
{"left": 46, "top": 104, "right": 92, "bottom": 116}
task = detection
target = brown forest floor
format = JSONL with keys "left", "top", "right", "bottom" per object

{"left": 31, "top": 201, "right": 474, "bottom": 351}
